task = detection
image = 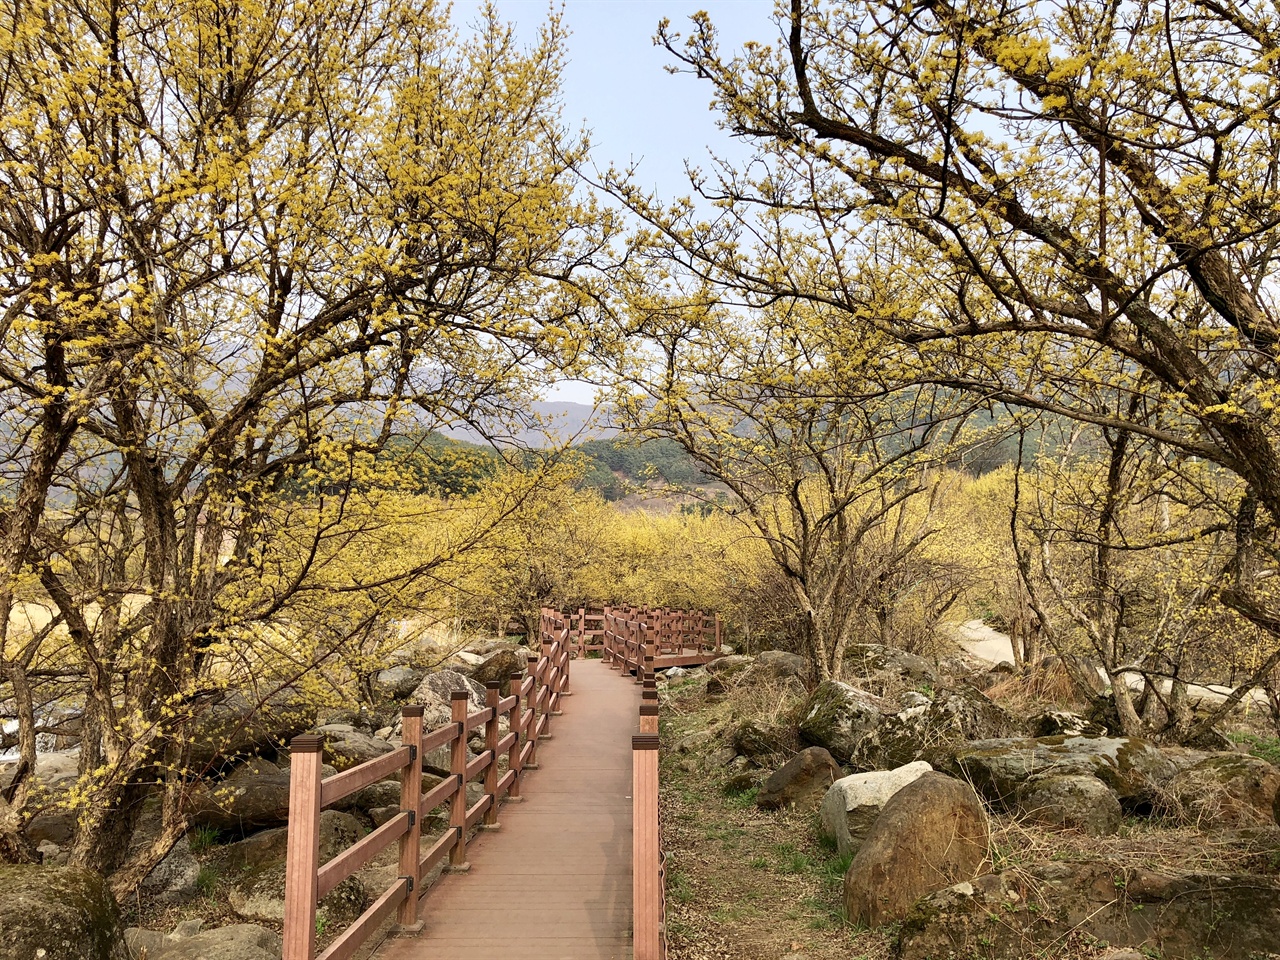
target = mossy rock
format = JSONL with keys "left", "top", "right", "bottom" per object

{"left": 0, "top": 865, "right": 130, "bottom": 960}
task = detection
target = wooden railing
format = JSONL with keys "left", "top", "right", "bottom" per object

{"left": 570, "top": 605, "right": 722, "bottom": 660}
{"left": 632, "top": 652, "right": 665, "bottom": 959}
{"left": 281, "top": 626, "right": 572, "bottom": 960}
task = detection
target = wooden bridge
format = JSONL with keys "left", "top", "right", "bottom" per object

{"left": 282, "top": 605, "right": 721, "bottom": 960}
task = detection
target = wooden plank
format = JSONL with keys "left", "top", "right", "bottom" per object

{"left": 495, "top": 731, "right": 516, "bottom": 754}
{"left": 465, "top": 749, "right": 493, "bottom": 780}
{"left": 317, "top": 812, "right": 409, "bottom": 899}
{"left": 421, "top": 723, "right": 460, "bottom": 754}
{"left": 420, "top": 775, "right": 459, "bottom": 815}
{"left": 418, "top": 828, "right": 458, "bottom": 879}
{"left": 320, "top": 745, "right": 411, "bottom": 808}
{"left": 282, "top": 736, "right": 324, "bottom": 960}
{"left": 465, "top": 793, "right": 493, "bottom": 829}
{"left": 495, "top": 768, "right": 516, "bottom": 799}
{"left": 316, "top": 878, "right": 408, "bottom": 960}
{"left": 465, "top": 706, "right": 495, "bottom": 732}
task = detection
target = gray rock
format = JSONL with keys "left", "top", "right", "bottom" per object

{"left": 846, "top": 643, "right": 939, "bottom": 684}
{"left": 338, "top": 777, "right": 402, "bottom": 813}
{"left": 664, "top": 667, "right": 688, "bottom": 680}
{"left": 756, "top": 747, "right": 840, "bottom": 811}
{"left": 843, "top": 772, "right": 989, "bottom": 926}
{"left": 898, "top": 862, "right": 1280, "bottom": 960}
{"left": 741, "top": 650, "right": 809, "bottom": 683}
{"left": 704, "top": 654, "right": 755, "bottom": 678}
{"left": 818, "top": 761, "right": 933, "bottom": 858}
{"left": 140, "top": 835, "right": 202, "bottom": 905}
{"left": 125, "top": 923, "right": 282, "bottom": 960}
{"left": 730, "top": 719, "right": 791, "bottom": 762}
{"left": 850, "top": 686, "right": 1016, "bottom": 770}
{"left": 798, "top": 680, "right": 883, "bottom": 763}
{"left": 468, "top": 648, "right": 526, "bottom": 687}
{"left": 951, "top": 735, "right": 1177, "bottom": 807}
{"left": 223, "top": 811, "right": 366, "bottom": 924}
{"left": 188, "top": 764, "right": 292, "bottom": 831}
{"left": 184, "top": 687, "right": 315, "bottom": 768}
{"left": 408, "top": 670, "right": 486, "bottom": 733}
{"left": 0, "top": 865, "right": 130, "bottom": 960}
{"left": 216, "top": 809, "right": 362, "bottom": 876}
{"left": 312, "top": 726, "right": 396, "bottom": 772}
{"left": 1015, "top": 773, "right": 1122, "bottom": 836}
{"left": 1165, "top": 753, "right": 1280, "bottom": 826}
{"left": 371, "top": 665, "right": 428, "bottom": 701}
{"left": 1031, "top": 709, "right": 1107, "bottom": 738}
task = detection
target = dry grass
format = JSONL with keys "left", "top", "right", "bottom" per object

{"left": 988, "top": 806, "right": 1280, "bottom": 884}
{"left": 660, "top": 675, "right": 893, "bottom": 960}
{"left": 984, "top": 663, "right": 1087, "bottom": 716}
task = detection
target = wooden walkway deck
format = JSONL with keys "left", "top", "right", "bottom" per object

{"left": 375, "top": 658, "right": 639, "bottom": 960}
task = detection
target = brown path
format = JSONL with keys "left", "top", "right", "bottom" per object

{"left": 376, "top": 659, "right": 638, "bottom": 960}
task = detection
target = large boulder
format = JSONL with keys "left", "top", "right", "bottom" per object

{"left": 846, "top": 643, "right": 939, "bottom": 685}
{"left": 755, "top": 747, "right": 841, "bottom": 811}
{"left": 468, "top": 648, "right": 526, "bottom": 687}
{"left": 704, "top": 654, "right": 755, "bottom": 678}
{"left": 850, "top": 687, "right": 1016, "bottom": 770}
{"left": 0, "top": 865, "right": 131, "bottom": 960}
{"left": 843, "top": 772, "right": 989, "bottom": 926}
{"left": 951, "top": 735, "right": 1177, "bottom": 807}
{"left": 140, "top": 836, "right": 202, "bottom": 906}
{"left": 311, "top": 724, "right": 396, "bottom": 772}
{"left": 1165, "top": 753, "right": 1280, "bottom": 826}
{"left": 184, "top": 687, "right": 315, "bottom": 769}
{"left": 898, "top": 862, "right": 1280, "bottom": 960}
{"left": 188, "top": 762, "right": 292, "bottom": 831}
{"left": 125, "top": 923, "right": 282, "bottom": 960}
{"left": 219, "top": 810, "right": 366, "bottom": 924}
{"left": 1014, "top": 773, "right": 1123, "bottom": 836}
{"left": 818, "top": 761, "right": 932, "bottom": 858}
{"left": 1030, "top": 709, "right": 1107, "bottom": 738}
{"left": 408, "top": 670, "right": 485, "bottom": 733}
{"left": 741, "top": 650, "right": 809, "bottom": 684}
{"left": 371, "top": 665, "right": 428, "bottom": 702}
{"left": 730, "top": 719, "right": 793, "bottom": 763}
{"left": 798, "top": 680, "right": 883, "bottom": 763}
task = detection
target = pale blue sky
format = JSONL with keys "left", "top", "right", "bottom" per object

{"left": 452, "top": 1, "right": 779, "bottom": 405}
{"left": 453, "top": 0, "right": 776, "bottom": 196}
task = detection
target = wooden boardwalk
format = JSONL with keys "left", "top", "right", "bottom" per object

{"left": 376, "top": 658, "right": 639, "bottom": 960}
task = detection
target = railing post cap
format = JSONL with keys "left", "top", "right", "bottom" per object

{"left": 632, "top": 734, "right": 660, "bottom": 751}
{"left": 639, "top": 703, "right": 659, "bottom": 717}
{"left": 485, "top": 680, "right": 502, "bottom": 690}
{"left": 290, "top": 733, "right": 325, "bottom": 753}
{"left": 527, "top": 654, "right": 539, "bottom": 663}
{"left": 450, "top": 690, "right": 470, "bottom": 701}
{"left": 642, "top": 689, "right": 658, "bottom": 700}
{"left": 402, "top": 705, "right": 425, "bottom": 718}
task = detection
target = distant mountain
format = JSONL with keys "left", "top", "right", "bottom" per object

{"left": 441, "top": 401, "right": 619, "bottom": 448}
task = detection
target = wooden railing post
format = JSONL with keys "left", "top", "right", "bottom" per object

{"left": 396, "top": 706, "right": 424, "bottom": 931}
{"left": 507, "top": 671, "right": 524, "bottom": 800}
{"left": 283, "top": 734, "right": 324, "bottom": 960}
{"left": 633, "top": 733, "right": 662, "bottom": 960}
{"left": 483, "top": 681, "right": 501, "bottom": 828}
{"left": 715, "top": 613, "right": 722, "bottom": 653}
{"left": 526, "top": 654, "right": 540, "bottom": 767}
{"left": 447, "top": 691, "right": 471, "bottom": 872}
{"left": 560, "top": 628, "right": 572, "bottom": 695}
{"left": 639, "top": 702, "right": 659, "bottom": 735}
